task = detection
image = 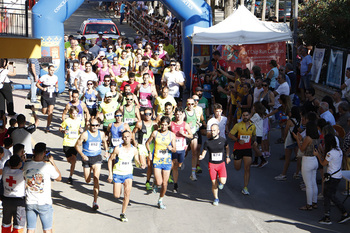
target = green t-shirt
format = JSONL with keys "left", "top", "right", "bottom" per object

{"left": 217, "top": 75, "right": 228, "bottom": 98}
{"left": 198, "top": 97, "right": 209, "bottom": 121}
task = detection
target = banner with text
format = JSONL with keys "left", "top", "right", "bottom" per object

{"left": 326, "top": 49, "right": 343, "bottom": 88}
{"left": 311, "top": 47, "right": 325, "bottom": 83}
{"left": 219, "top": 42, "right": 286, "bottom": 74}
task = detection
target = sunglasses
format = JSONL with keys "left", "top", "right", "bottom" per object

{"left": 145, "top": 113, "right": 152, "bottom": 116}
{"left": 126, "top": 98, "right": 133, "bottom": 101}
{"left": 193, "top": 99, "right": 199, "bottom": 101}
{"left": 187, "top": 103, "right": 194, "bottom": 105}
{"left": 109, "top": 47, "right": 113, "bottom": 49}
{"left": 170, "top": 64, "right": 176, "bottom": 66}
{"left": 87, "top": 83, "right": 93, "bottom": 85}
{"left": 105, "top": 80, "right": 111, "bottom": 82}
{"left": 158, "top": 46, "right": 163, "bottom": 48}
{"left": 91, "top": 124, "right": 99, "bottom": 127}
{"left": 115, "top": 114, "right": 122, "bottom": 117}
{"left": 262, "top": 84, "right": 268, "bottom": 87}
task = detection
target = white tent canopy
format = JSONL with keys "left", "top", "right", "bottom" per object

{"left": 192, "top": 5, "right": 292, "bottom": 45}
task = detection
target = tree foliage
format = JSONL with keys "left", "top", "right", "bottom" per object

{"left": 299, "top": 0, "right": 350, "bottom": 48}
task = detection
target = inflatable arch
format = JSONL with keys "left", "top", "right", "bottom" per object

{"left": 33, "top": 0, "right": 211, "bottom": 92}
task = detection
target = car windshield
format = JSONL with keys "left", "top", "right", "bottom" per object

{"left": 85, "top": 24, "right": 117, "bottom": 34}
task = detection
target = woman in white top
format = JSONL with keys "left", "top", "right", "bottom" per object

{"left": 0, "top": 59, "right": 16, "bottom": 115}
{"left": 314, "top": 134, "right": 350, "bottom": 224}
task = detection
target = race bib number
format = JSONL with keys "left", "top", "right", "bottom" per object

{"left": 151, "top": 67, "right": 159, "bottom": 74}
{"left": 68, "top": 130, "right": 78, "bottom": 139}
{"left": 176, "top": 138, "right": 185, "bottom": 151}
{"left": 140, "top": 98, "right": 148, "bottom": 106}
{"left": 125, "top": 118, "right": 135, "bottom": 125}
{"left": 211, "top": 152, "right": 223, "bottom": 161}
{"left": 105, "top": 112, "right": 114, "bottom": 120}
{"left": 120, "top": 161, "right": 130, "bottom": 168}
{"left": 47, "top": 86, "right": 55, "bottom": 98}
{"left": 112, "top": 138, "right": 123, "bottom": 147}
{"left": 89, "top": 142, "right": 100, "bottom": 151}
{"left": 240, "top": 135, "right": 250, "bottom": 143}
{"left": 86, "top": 98, "right": 96, "bottom": 106}
{"left": 157, "top": 149, "right": 168, "bottom": 158}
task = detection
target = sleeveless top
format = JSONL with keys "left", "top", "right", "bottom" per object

{"left": 123, "top": 105, "right": 136, "bottom": 130}
{"left": 170, "top": 121, "right": 187, "bottom": 151}
{"left": 154, "top": 131, "right": 172, "bottom": 162}
{"left": 112, "top": 144, "right": 135, "bottom": 175}
{"left": 69, "top": 101, "right": 84, "bottom": 121}
{"left": 241, "top": 94, "right": 252, "bottom": 113}
{"left": 110, "top": 123, "right": 124, "bottom": 147}
{"left": 85, "top": 91, "right": 97, "bottom": 109}
{"left": 83, "top": 130, "right": 102, "bottom": 157}
{"left": 112, "top": 64, "right": 121, "bottom": 76}
{"left": 98, "top": 67, "right": 110, "bottom": 85}
{"left": 304, "top": 139, "right": 320, "bottom": 156}
{"left": 185, "top": 110, "right": 198, "bottom": 134}
{"left": 139, "top": 84, "right": 152, "bottom": 108}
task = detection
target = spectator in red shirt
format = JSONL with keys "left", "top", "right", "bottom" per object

{"left": 213, "top": 50, "right": 227, "bottom": 70}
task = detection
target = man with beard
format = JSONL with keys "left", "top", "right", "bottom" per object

{"left": 228, "top": 110, "right": 257, "bottom": 195}
{"left": 62, "top": 90, "right": 90, "bottom": 124}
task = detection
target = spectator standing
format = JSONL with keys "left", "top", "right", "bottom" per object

{"left": 299, "top": 48, "right": 313, "bottom": 101}
{"left": 28, "top": 58, "right": 40, "bottom": 103}
{"left": 0, "top": 59, "right": 16, "bottom": 116}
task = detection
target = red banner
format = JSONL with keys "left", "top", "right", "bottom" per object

{"left": 220, "top": 42, "right": 286, "bottom": 74}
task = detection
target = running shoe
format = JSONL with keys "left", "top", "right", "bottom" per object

{"left": 180, "top": 163, "right": 185, "bottom": 171}
{"left": 241, "top": 187, "right": 250, "bottom": 195}
{"left": 213, "top": 199, "right": 219, "bottom": 206}
{"left": 274, "top": 174, "right": 287, "bottom": 181}
{"left": 120, "top": 213, "right": 128, "bottom": 222}
{"left": 92, "top": 202, "right": 99, "bottom": 210}
{"left": 293, "top": 173, "right": 302, "bottom": 179}
{"left": 218, "top": 182, "right": 224, "bottom": 190}
{"left": 196, "top": 166, "right": 202, "bottom": 174}
{"left": 145, "top": 182, "right": 153, "bottom": 191}
{"left": 319, "top": 216, "right": 332, "bottom": 225}
{"left": 67, "top": 177, "right": 73, "bottom": 185}
{"left": 174, "top": 183, "right": 178, "bottom": 193}
{"left": 168, "top": 175, "right": 174, "bottom": 184}
{"left": 190, "top": 174, "right": 197, "bottom": 181}
{"left": 338, "top": 214, "right": 350, "bottom": 224}
{"left": 250, "top": 161, "right": 259, "bottom": 167}
{"left": 258, "top": 161, "right": 268, "bottom": 168}
{"left": 158, "top": 201, "right": 166, "bottom": 209}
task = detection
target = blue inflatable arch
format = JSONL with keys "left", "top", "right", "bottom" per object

{"left": 33, "top": 0, "right": 212, "bottom": 92}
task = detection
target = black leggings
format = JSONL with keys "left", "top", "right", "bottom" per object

{"left": 324, "top": 178, "right": 347, "bottom": 216}
{"left": 0, "top": 83, "right": 14, "bottom": 114}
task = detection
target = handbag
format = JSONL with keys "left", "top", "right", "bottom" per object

{"left": 324, "top": 168, "right": 341, "bottom": 182}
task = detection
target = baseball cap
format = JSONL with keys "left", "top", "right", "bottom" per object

{"left": 195, "top": 87, "right": 203, "bottom": 92}
{"left": 98, "top": 32, "right": 103, "bottom": 35}
{"left": 105, "top": 92, "right": 113, "bottom": 98}
{"left": 126, "top": 44, "right": 132, "bottom": 48}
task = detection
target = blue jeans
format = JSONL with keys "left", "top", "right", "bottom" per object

{"left": 120, "top": 12, "right": 125, "bottom": 24}
{"left": 29, "top": 72, "right": 37, "bottom": 102}
{"left": 26, "top": 204, "right": 53, "bottom": 230}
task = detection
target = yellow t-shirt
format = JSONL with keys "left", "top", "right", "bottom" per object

{"left": 61, "top": 118, "right": 84, "bottom": 147}
{"left": 115, "top": 75, "right": 129, "bottom": 88}
{"left": 99, "top": 101, "right": 118, "bottom": 126}
{"left": 194, "top": 106, "right": 203, "bottom": 122}
{"left": 66, "top": 47, "right": 82, "bottom": 58}
{"left": 154, "top": 96, "right": 177, "bottom": 114}
{"left": 163, "top": 44, "right": 175, "bottom": 57}
{"left": 118, "top": 57, "right": 131, "bottom": 70}
{"left": 230, "top": 121, "right": 256, "bottom": 150}
{"left": 149, "top": 58, "right": 164, "bottom": 75}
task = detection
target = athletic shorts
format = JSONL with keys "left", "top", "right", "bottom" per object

{"left": 63, "top": 146, "right": 77, "bottom": 158}
{"left": 186, "top": 132, "right": 198, "bottom": 145}
{"left": 2, "top": 197, "right": 26, "bottom": 229}
{"left": 233, "top": 149, "right": 252, "bottom": 160}
{"left": 171, "top": 150, "right": 185, "bottom": 163}
{"left": 197, "top": 131, "right": 202, "bottom": 145}
{"left": 208, "top": 162, "right": 227, "bottom": 180}
{"left": 256, "top": 137, "right": 262, "bottom": 145}
{"left": 82, "top": 154, "right": 103, "bottom": 168}
{"left": 153, "top": 162, "right": 172, "bottom": 171}
{"left": 113, "top": 173, "right": 133, "bottom": 183}
{"left": 41, "top": 96, "right": 56, "bottom": 108}
{"left": 88, "top": 108, "right": 97, "bottom": 117}
{"left": 174, "top": 96, "right": 182, "bottom": 103}
{"left": 154, "top": 74, "right": 162, "bottom": 86}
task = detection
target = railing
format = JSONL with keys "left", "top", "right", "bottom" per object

{"left": 0, "top": 0, "right": 29, "bottom": 37}
{"left": 125, "top": 2, "right": 182, "bottom": 60}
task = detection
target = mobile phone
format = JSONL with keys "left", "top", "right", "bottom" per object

{"left": 314, "top": 145, "right": 318, "bottom": 150}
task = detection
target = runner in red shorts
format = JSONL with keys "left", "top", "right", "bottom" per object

{"left": 199, "top": 124, "right": 230, "bottom": 206}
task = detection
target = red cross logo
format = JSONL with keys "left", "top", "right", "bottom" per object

{"left": 6, "top": 176, "right": 16, "bottom": 187}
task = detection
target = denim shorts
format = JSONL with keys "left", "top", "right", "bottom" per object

{"left": 113, "top": 173, "right": 133, "bottom": 183}
{"left": 26, "top": 204, "right": 53, "bottom": 230}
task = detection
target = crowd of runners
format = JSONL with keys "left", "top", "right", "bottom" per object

{"left": 1, "top": 16, "right": 350, "bottom": 233}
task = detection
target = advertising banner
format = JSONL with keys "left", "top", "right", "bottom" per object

{"left": 311, "top": 47, "right": 325, "bottom": 83}
{"left": 219, "top": 42, "right": 286, "bottom": 74}
{"left": 192, "top": 44, "right": 211, "bottom": 67}
{"left": 326, "top": 49, "right": 343, "bottom": 88}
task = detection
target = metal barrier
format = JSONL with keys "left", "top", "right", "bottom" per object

{"left": 125, "top": 2, "right": 182, "bottom": 60}
{"left": 0, "top": 0, "right": 29, "bottom": 37}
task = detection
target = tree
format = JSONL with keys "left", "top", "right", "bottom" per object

{"left": 251, "top": 0, "right": 256, "bottom": 14}
{"left": 261, "top": 0, "right": 267, "bottom": 21}
{"left": 299, "top": 0, "right": 350, "bottom": 48}
{"left": 224, "top": 0, "right": 235, "bottom": 19}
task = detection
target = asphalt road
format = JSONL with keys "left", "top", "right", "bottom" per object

{"left": 4, "top": 2, "right": 350, "bottom": 233}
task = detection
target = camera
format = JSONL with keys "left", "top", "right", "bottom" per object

{"left": 25, "top": 104, "right": 34, "bottom": 109}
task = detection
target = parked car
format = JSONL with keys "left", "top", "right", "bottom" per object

{"left": 256, "top": 1, "right": 273, "bottom": 20}
{"left": 77, "top": 18, "right": 121, "bottom": 40}
{"left": 278, "top": 1, "right": 292, "bottom": 21}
